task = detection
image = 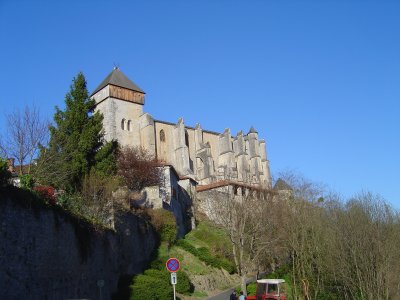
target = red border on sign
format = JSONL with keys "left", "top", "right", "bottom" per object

{"left": 166, "top": 257, "right": 180, "bottom": 272}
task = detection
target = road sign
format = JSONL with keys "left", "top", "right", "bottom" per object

{"left": 166, "top": 257, "right": 180, "bottom": 272}
{"left": 171, "top": 272, "right": 177, "bottom": 285}
{"left": 97, "top": 279, "right": 104, "bottom": 288}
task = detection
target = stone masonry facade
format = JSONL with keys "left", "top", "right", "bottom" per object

{"left": 91, "top": 68, "right": 272, "bottom": 191}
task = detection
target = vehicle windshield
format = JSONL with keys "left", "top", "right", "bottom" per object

{"left": 267, "top": 284, "right": 278, "bottom": 295}
{"left": 256, "top": 283, "right": 266, "bottom": 295}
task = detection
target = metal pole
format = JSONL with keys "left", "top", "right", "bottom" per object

{"left": 173, "top": 283, "right": 176, "bottom": 300}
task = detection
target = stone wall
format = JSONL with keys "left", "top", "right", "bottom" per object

{"left": 142, "top": 166, "right": 196, "bottom": 237}
{"left": 0, "top": 193, "right": 158, "bottom": 300}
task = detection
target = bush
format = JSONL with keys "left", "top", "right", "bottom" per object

{"left": 175, "top": 270, "right": 192, "bottom": 294}
{"left": 0, "top": 158, "right": 11, "bottom": 188}
{"left": 19, "top": 174, "right": 34, "bottom": 190}
{"left": 117, "top": 146, "right": 161, "bottom": 191}
{"left": 191, "top": 221, "right": 233, "bottom": 259}
{"left": 130, "top": 268, "right": 192, "bottom": 299}
{"left": 246, "top": 282, "right": 257, "bottom": 296}
{"left": 148, "top": 209, "right": 177, "bottom": 246}
{"left": 34, "top": 185, "right": 56, "bottom": 205}
{"left": 130, "top": 274, "right": 172, "bottom": 300}
{"left": 176, "top": 239, "right": 235, "bottom": 273}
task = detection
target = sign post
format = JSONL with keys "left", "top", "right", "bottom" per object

{"left": 166, "top": 258, "right": 180, "bottom": 300}
{"left": 97, "top": 279, "right": 104, "bottom": 300}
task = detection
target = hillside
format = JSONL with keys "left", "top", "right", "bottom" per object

{"left": 129, "top": 220, "right": 241, "bottom": 299}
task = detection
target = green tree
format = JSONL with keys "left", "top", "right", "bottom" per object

{"left": 0, "top": 157, "right": 11, "bottom": 188}
{"left": 35, "top": 72, "right": 117, "bottom": 191}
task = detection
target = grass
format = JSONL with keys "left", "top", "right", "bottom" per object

{"left": 184, "top": 220, "right": 233, "bottom": 259}
{"left": 157, "top": 242, "right": 211, "bottom": 275}
{"left": 192, "top": 290, "right": 208, "bottom": 297}
{"left": 149, "top": 220, "right": 238, "bottom": 298}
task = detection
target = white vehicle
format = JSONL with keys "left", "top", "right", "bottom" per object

{"left": 246, "top": 279, "right": 286, "bottom": 300}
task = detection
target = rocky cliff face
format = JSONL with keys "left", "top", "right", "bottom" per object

{"left": 0, "top": 192, "right": 158, "bottom": 300}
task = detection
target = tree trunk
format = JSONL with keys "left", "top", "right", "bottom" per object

{"left": 241, "top": 274, "right": 247, "bottom": 296}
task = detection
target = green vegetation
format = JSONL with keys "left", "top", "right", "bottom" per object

{"left": 0, "top": 157, "right": 11, "bottom": 188}
{"left": 184, "top": 221, "right": 234, "bottom": 261}
{"left": 19, "top": 174, "right": 34, "bottom": 190}
{"left": 148, "top": 209, "right": 177, "bottom": 247}
{"left": 28, "top": 72, "right": 123, "bottom": 228}
{"left": 2, "top": 73, "right": 399, "bottom": 300}
{"left": 130, "top": 271, "right": 173, "bottom": 300}
{"left": 176, "top": 239, "right": 235, "bottom": 273}
{"left": 130, "top": 266, "right": 192, "bottom": 300}
{"left": 129, "top": 219, "right": 239, "bottom": 299}
{"left": 35, "top": 72, "right": 117, "bottom": 192}
{"left": 130, "top": 212, "right": 193, "bottom": 300}
{"left": 176, "top": 220, "right": 235, "bottom": 274}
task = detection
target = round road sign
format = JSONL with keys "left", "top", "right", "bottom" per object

{"left": 166, "top": 258, "right": 180, "bottom": 272}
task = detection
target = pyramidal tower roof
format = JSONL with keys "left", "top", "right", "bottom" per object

{"left": 91, "top": 67, "right": 145, "bottom": 96}
{"left": 248, "top": 126, "right": 258, "bottom": 134}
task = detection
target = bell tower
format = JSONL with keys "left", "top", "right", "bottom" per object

{"left": 91, "top": 68, "right": 146, "bottom": 146}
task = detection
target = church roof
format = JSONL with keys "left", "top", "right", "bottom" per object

{"left": 248, "top": 126, "right": 258, "bottom": 134}
{"left": 91, "top": 68, "right": 145, "bottom": 96}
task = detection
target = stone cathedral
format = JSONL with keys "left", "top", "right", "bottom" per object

{"left": 92, "top": 67, "right": 271, "bottom": 188}
{"left": 91, "top": 68, "right": 272, "bottom": 234}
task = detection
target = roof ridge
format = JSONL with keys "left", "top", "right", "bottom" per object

{"left": 91, "top": 68, "right": 145, "bottom": 96}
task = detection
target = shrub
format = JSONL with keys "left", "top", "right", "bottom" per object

{"left": 192, "top": 221, "right": 233, "bottom": 259}
{"left": 117, "top": 146, "right": 161, "bottom": 191}
{"left": 148, "top": 209, "right": 177, "bottom": 246}
{"left": 34, "top": 185, "right": 56, "bottom": 205}
{"left": 175, "top": 270, "right": 192, "bottom": 294}
{"left": 19, "top": 174, "right": 34, "bottom": 190}
{"left": 246, "top": 282, "right": 257, "bottom": 296}
{"left": 130, "top": 274, "right": 172, "bottom": 300}
{"left": 130, "top": 268, "right": 192, "bottom": 299}
{"left": 0, "top": 158, "right": 11, "bottom": 188}
{"left": 176, "top": 239, "right": 235, "bottom": 273}
{"left": 80, "top": 171, "right": 122, "bottom": 225}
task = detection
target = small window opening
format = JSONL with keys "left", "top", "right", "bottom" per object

{"left": 127, "top": 120, "right": 131, "bottom": 131}
{"left": 160, "top": 129, "right": 166, "bottom": 142}
{"left": 234, "top": 185, "right": 238, "bottom": 195}
{"left": 121, "top": 119, "right": 126, "bottom": 130}
{"left": 185, "top": 130, "right": 189, "bottom": 147}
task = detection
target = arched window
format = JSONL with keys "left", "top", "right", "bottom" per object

{"left": 160, "top": 129, "right": 165, "bottom": 142}
{"left": 127, "top": 120, "right": 131, "bottom": 131}
{"left": 121, "top": 118, "right": 126, "bottom": 130}
{"left": 185, "top": 130, "right": 189, "bottom": 147}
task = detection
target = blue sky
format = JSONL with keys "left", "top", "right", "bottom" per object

{"left": 0, "top": 0, "right": 399, "bottom": 207}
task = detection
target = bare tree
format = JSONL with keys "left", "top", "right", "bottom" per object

{"left": 275, "top": 171, "right": 400, "bottom": 300}
{"left": 79, "top": 171, "right": 122, "bottom": 227}
{"left": 0, "top": 136, "right": 6, "bottom": 159}
{"left": 117, "top": 146, "right": 161, "bottom": 192}
{"left": 276, "top": 169, "right": 325, "bottom": 202}
{"left": 1, "top": 105, "right": 49, "bottom": 174}
{"left": 202, "top": 186, "right": 280, "bottom": 295}
{"left": 32, "top": 141, "right": 76, "bottom": 188}
{"left": 273, "top": 171, "right": 334, "bottom": 299}
{"left": 329, "top": 192, "right": 400, "bottom": 300}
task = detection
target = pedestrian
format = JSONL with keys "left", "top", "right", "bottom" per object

{"left": 239, "top": 291, "right": 245, "bottom": 300}
{"left": 229, "top": 290, "right": 237, "bottom": 300}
